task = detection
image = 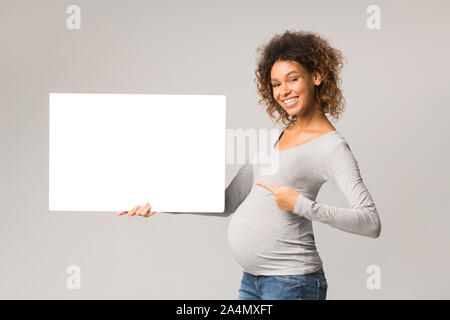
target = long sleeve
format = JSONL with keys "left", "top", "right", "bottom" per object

{"left": 292, "top": 141, "right": 382, "bottom": 238}
{"left": 160, "top": 161, "right": 254, "bottom": 217}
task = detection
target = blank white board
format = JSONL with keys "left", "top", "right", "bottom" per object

{"left": 49, "top": 93, "right": 226, "bottom": 213}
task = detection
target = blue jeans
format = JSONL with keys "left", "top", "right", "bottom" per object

{"left": 237, "top": 268, "right": 328, "bottom": 300}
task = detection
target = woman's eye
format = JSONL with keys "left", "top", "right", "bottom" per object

{"left": 272, "top": 79, "right": 296, "bottom": 87}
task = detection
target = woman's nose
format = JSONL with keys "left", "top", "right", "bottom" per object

{"left": 281, "top": 83, "right": 291, "bottom": 95}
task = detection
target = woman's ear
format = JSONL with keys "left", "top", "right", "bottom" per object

{"left": 313, "top": 72, "right": 322, "bottom": 86}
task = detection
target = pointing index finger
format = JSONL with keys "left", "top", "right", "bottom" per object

{"left": 255, "top": 182, "right": 275, "bottom": 193}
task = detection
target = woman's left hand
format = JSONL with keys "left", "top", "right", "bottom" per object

{"left": 254, "top": 182, "right": 299, "bottom": 211}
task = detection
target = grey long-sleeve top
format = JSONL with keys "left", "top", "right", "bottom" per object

{"left": 163, "top": 130, "right": 381, "bottom": 276}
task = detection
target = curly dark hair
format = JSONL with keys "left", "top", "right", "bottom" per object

{"left": 254, "top": 29, "right": 346, "bottom": 128}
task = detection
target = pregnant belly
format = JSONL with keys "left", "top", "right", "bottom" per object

{"left": 227, "top": 195, "right": 311, "bottom": 271}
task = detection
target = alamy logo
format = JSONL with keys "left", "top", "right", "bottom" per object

{"left": 226, "top": 128, "right": 280, "bottom": 175}
{"left": 66, "top": 5, "right": 81, "bottom": 30}
{"left": 366, "top": 5, "right": 381, "bottom": 30}
{"left": 66, "top": 265, "right": 81, "bottom": 290}
{"left": 366, "top": 264, "right": 381, "bottom": 290}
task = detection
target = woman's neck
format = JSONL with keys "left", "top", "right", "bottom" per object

{"left": 289, "top": 109, "right": 333, "bottom": 133}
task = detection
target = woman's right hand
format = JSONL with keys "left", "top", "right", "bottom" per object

{"left": 117, "top": 202, "right": 157, "bottom": 218}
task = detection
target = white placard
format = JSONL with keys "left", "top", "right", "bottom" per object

{"left": 49, "top": 93, "right": 226, "bottom": 213}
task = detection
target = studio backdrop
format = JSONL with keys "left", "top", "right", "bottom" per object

{"left": 0, "top": 0, "right": 449, "bottom": 299}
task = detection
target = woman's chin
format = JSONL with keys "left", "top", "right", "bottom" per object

{"left": 285, "top": 107, "right": 300, "bottom": 116}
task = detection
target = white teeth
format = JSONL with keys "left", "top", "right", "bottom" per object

{"left": 283, "top": 97, "right": 298, "bottom": 104}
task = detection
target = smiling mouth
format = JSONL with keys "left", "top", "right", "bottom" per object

{"left": 283, "top": 96, "right": 299, "bottom": 107}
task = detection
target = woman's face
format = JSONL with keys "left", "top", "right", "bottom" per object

{"left": 270, "top": 60, "right": 322, "bottom": 117}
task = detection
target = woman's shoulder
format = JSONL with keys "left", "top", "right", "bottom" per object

{"left": 321, "top": 132, "right": 361, "bottom": 175}
{"left": 316, "top": 129, "right": 352, "bottom": 157}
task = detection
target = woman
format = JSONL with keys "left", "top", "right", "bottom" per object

{"left": 117, "top": 30, "right": 382, "bottom": 300}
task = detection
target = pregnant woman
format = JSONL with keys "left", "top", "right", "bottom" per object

{"left": 118, "top": 30, "right": 382, "bottom": 300}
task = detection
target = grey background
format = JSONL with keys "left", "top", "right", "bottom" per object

{"left": 1, "top": 0, "right": 449, "bottom": 299}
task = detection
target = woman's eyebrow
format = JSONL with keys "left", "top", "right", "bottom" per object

{"left": 271, "top": 71, "right": 300, "bottom": 82}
